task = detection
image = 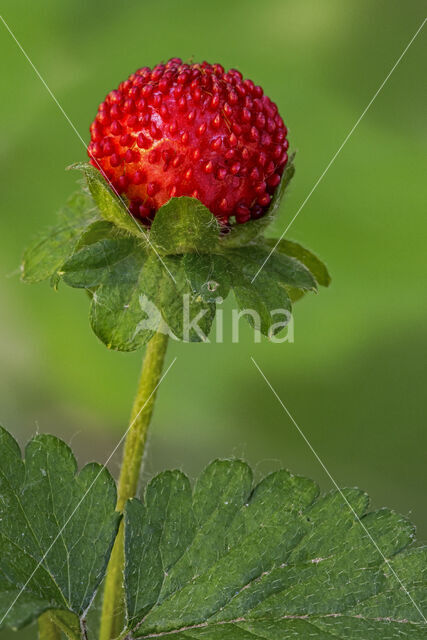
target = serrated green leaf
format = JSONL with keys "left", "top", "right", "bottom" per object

{"left": 69, "top": 162, "right": 144, "bottom": 237}
{"left": 88, "top": 251, "right": 215, "bottom": 350}
{"left": 235, "top": 246, "right": 317, "bottom": 291}
{"left": 263, "top": 237, "right": 331, "bottom": 288}
{"left": 225, "top": 245, "right": 312, "bottom": 337}
{"left": 21, "top": 191, "right": 96, "bottom": 285}
{"left": 151, "top": 197, "right": 220, "bottom": 255}
{"left": 89, "top": 249, "right": 151, "bottom": 351}
{"left": 124, "top": 461, "right": 426, "bottom": 639}
{"left": 139, "top": 254, "right": 216, "bottom": 342}
{"left": 220, "top": 154, "right": 295, "bottom": 249}
{"left": 230, "top": 251, "right": 292, "bottom": 337}
{"left": 284, "top": 285, "right": 306, "bottom": 303}
{"left": 61, "top": 225, "right": 143, "bottom": 289}
{"left": 233, "top": 277, "right": 291, "bottom": 337}
{"left": 183, "top": 253, "right": 231, "bottom": 302}
{"left": 125, "top": 471, "right": 196, "bottom": 625}
{"left": 75, "top": 219, "right": 116, "bottom": 249}
{"left": 0, "top": 426, "right": 120, "bottom": 632}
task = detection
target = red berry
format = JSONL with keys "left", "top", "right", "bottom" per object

{"left": 88, "top": 59, "right": 288, "bottom": 225}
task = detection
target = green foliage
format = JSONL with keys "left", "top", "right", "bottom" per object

{"left": 61, "top": 221, "right": 141, "bottom": 289}
{"left": 0, "top": 427, "right": 120, "bottom": 635}
{"left": 0, "top": 430, "right": 425, "bottom": 639}
{"left": 183, "top": 253, "right": 231, "bottom": 303}
{"left": 21, "top": 191, "right": 97, "bottom": 288}
{"left": 61, "top": 228, "right": 216, "bottom": 350}
{"left": 263, "top": 237, "right": 331, "bottom": 288}
{"left": 125, "top": 460, "right": 426, "bottom": 639}
{"left": 22, "top": 160, "right": 330, "bottom": 349}
{"left": 69, "top": 163, "right": 145, "bottom": 237}
{"left": 150, "top": 196, "right": 220, "bottom": 254}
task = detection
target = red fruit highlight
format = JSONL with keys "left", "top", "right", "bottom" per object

{"left": 88, "top": 59, "right": 289, "bottom": 225}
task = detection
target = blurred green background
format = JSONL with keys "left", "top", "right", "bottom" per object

{"left": 1, "top": 1, "right": 426, "bottom": 637}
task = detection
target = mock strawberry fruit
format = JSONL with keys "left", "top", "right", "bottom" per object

{"left": 88, "top": 58, "right": 288, "bottom": 225}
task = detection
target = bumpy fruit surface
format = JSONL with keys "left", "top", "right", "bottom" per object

{"left": 88, "top": 58, "right": 288, "bottom": 225}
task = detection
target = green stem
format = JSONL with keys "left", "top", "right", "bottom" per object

{"left": 38, "top": 613, "right": 61, "bottom": 640}
{"left": 99, "top": 331, "right": 169, "bottom": 640}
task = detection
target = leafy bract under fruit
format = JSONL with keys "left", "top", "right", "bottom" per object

{"left": 22, "top": 158, "right": 330, "bottom": 350}
{"left": 0, "top": 426, "right": 120, "bottom": 637}
{"left": 21, "top": 190, "right": 98, "bottom": 289}
{"left": 125, "top": 460, "right": 426, "bottom": 639}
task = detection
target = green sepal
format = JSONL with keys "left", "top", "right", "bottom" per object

{"left": 75, "top": 219, "right": 116, "bottom": 249}
{"left": 219, "top": 153, "right": 296, "bottom": 249}
{"left": 61, "top": 223, "right": 143, "bottom": 290}
{"left": 183, "top": 253, "right": 231, "bottom": 303}
{"left": 55, "top": 195, "right": 327, "bottom": 346}
{"left": 68, "top": 162, "right": 146, "bottom": 238}
{"left": 23, "top": 156, "right": 330, "bottom": 349}
{"left": 263, "top": 237, "right": 331, "bottom": 288}
{"left": 136, "top": 254, "right": 216, "bottom": 344}
{"left": 88, "top": 245, "right": 151, "bottom": 351}
{"left": 21, "top": 191, "right": 97, "bottom": 286}
{"left": 232, "top": 245, "right": 317, "bottom": 291}
{"left": 232, "top": 271, "right": 292, "bottom": 337}
{"left": 151, "top": 196, "right": 220, "bottom": 255}
{"left": 60, "top": 231, "right": 216, "bottom": 349}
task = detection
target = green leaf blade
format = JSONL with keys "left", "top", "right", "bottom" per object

{"left": 125, "top": 471, "right": 195, "bottom": 626}
{"left": 125, "top": 462, "right": 427, "bottom": 639}
{"left": 137, "top": 254, "right": 216, "bottom": 343}
{"left": 183, "top": 253, "right": 231, "bottom": 303}
{"left": 227, "top": 248, "right": 298, "bottom": 338}
{"left": 61, "top": 225, "right": 143, "bottom": 289}
{"left": 21, "top": 191, "right": 96, "bottom": 285}
{"left": 0, "top": 426, "right": 120, "bottom": 632}
{"left": 89, "top": 249, "right": 152, "bottom": 351}
{"left": 263, "top": 237, "right": 331, "bottom": 288}
{"left": 76, "top": 243, "right": 217, "bottom": 350}
{"left": 236, "top": 246, "right": 317, "bottom": 292}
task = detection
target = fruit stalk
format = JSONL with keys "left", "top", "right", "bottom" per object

{"left": 99, "top": 331, "right": 169, "bottom": 640}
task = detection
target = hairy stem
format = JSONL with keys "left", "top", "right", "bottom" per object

{"left": 99, "top": 331, "right": 169, "bottom": 640}
{"left": 38, "top": 613, "right": 61, "bottom": 640}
